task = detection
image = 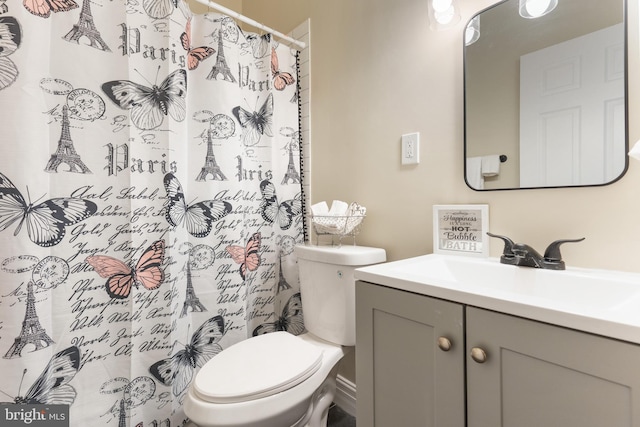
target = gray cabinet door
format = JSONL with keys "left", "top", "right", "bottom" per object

{"left": 356, "top": 281, "right": 465, "bottom": 427}
{"left": 467, "top": 307, "right": 640, "bottom": 427}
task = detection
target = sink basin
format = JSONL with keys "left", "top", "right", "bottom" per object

{"left": 392, "top": 255, "right": 640, "bottom": 311}
{"left": 355, "top": 254, "right": 640, "bottom": 344}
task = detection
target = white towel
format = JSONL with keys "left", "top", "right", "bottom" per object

{"left": 481, "top": 155, "right": 500, "bottom": 177}
{"left": 311, "top": 201, "right": 329, "bottom": 216}
{"left": 466, "top": 157, "right": 484, "bottom": 189}
{"left": 328, "top": 200, "right": 349, "bottom": 216}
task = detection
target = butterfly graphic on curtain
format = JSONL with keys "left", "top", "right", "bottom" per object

{"left": 101, "top": 69, "right": 187, "bottom": 131}
{"left": 243, "top": 32, "right": 270, "bottom": 59}
{"left": 149, "top": 315, "right": 225, "bottom": 397}
{"left": 0, "top": 172, "right": 97, "bottom": 247}
{"left": 4, "top": 346, "right": 81, "bottom": 405}
{"left": 181, "top": 19, "right": 215, "bottom": 71}
{"left": 232, "top": 93, "right": 273, "bottom": 146}
{"left": 0, "top": 17, "right": 21, "bottom": 91}
{"left": 252, "top": 293, "right": 305, "bottom": 336}
{"left": 163, "top": 173, "right": 232, "bottom": 238}
{"left": 23, "top": 0, "right": 77, "bottom": 18}
{"left": 226, "top": 232, "right": 261, "bottom": 280}
{"left": 142, "top": 0, "right": 177, "bottom": 19}
{"left": 85, "top": 240, "right": 165, "bottom": 299}
{"left": 259, "top": 180, "right": 302, "bottom": 230}
{"left": 271, "top": 48, "right": 295, "bottom": 91}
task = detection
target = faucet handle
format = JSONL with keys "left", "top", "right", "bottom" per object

{"left": 542, "top": 238, "right": 585, "bottom": 269}
{"left": 486, "top": 232, "right": 516, "bottom": 258}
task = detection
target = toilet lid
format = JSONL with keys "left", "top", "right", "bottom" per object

{"left": 193, "top": 332, "right": 323, "bottom": 403}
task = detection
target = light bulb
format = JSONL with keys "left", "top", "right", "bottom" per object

{"left": 432, "top": 0, "right": 453, "bottom": 13}
{"left": 435, "top": 6, "right": 455, "bottom": 24}
{"left": 526, "top": 0, "right": 551, "bottom": 16}
{"left": 519, "top": 0, "right": 558, "bottom": 19}
{"left": 429, "top": 0, "right": 460, "bottom": 29}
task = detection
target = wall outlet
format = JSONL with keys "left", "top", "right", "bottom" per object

{"left": 401, "top": 132, "right": 419, "bottom": 165}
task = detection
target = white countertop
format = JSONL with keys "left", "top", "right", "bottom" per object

{"left": 355, "top": 254, "right": 640, "bottom": 344}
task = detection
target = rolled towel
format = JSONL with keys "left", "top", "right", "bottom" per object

{"left": 481, "top": 155, "right": 500, "bottom": 177}
{"left": 328, "top": 200, "right": 349, "bottom": 216}
{"left": 311, "top": 201, "right": 329, "bottom": 216}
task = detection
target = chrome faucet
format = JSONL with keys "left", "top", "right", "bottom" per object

{"left": 487, "top": 233, "right": 585, "bottom": 270}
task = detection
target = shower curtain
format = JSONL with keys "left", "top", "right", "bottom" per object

{"left": 0, "top": 1, "right": 304, "bottom": 426}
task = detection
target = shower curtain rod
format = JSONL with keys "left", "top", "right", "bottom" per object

{"left": 193, "top": 0, "right": 306, "bottom": 50}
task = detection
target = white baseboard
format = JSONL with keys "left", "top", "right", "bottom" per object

{"left": 333, "top": 375, "right": 356, "bottom": 417}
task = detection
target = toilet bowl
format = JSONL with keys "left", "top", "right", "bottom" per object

{"left": 184, "top": 332, "right": 346, "bottom": 427}
{"left": 184, "top": 244, "right": 386, "bottom": 427}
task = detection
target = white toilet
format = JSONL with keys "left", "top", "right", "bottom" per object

{"left": 184, "top": 244, "right": 386, "bottom": 427}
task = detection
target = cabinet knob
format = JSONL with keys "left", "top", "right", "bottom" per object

{"left": 470, "top": 347, "right": 488, "bottom": 363}
{"left": 437, "top": 336, "right": 452, "bottom": 351}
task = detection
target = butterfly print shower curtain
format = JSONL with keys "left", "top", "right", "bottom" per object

{"left": 0, "top": 2, "right": 304, "bottom": 426}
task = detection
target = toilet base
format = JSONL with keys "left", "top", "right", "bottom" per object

{"left": 184, "top": 333, "right": 348, "bottom": 427}
{"left": 294, "top": 364, "right": 340, "bottom": 427}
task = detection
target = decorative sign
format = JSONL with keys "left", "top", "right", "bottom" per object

{"left": 433, "top": 204, "right": 489, "bottom": 257}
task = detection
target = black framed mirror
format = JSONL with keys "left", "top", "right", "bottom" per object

{"left": 464, "top": 0, "right": 627, "bottom": 190}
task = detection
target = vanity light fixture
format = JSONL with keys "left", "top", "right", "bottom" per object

{"left": 465, "top": 15, "right": 480, "bottom": 45}
{"left": 519, "top": 0, "right": 558, "bottom": 19}
{"left": 428, "top": 0, "right": 461, "bottom": 30}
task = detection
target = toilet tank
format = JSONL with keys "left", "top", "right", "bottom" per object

{"left": 295, "top": 244, "right": 386, "bottom": 346}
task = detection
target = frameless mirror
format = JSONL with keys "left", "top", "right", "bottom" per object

{"left": 464, "top": 0, "right": 627, "bottom": 190}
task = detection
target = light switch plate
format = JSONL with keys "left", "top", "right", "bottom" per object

{"left": 401, "top": 132, "right": 419, "bottom": 165}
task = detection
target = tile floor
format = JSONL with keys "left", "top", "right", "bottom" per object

{"left": 327, "top": 404, "right": 356, "bottom": 427}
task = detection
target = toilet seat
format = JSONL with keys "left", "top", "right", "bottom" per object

{"left": 193, "top": 331, "right": 323, "bottom": 404}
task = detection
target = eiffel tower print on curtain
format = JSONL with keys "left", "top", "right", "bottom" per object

{"left": 117, "top": 398, "right": 127, "bottom": 427}
{"left": 276, "top": 255, "right": 292, "bottom": 294}
{"left": 45, "top": 105, "right": 91, "bottom": 174}
{"left": 181, "top": 260, "right": 207, "bottom": 317}
{"left": 281, "top": 139, "right": 301, "bottom": 184}
{"left": 196, "top": 129, "right": 227, "bottom": 181}
{"left": 207, "top": 21, "right": 236, "bottom": 82}
{"left": 4, "top": 281, "right": 54, "bottom": 358}
{"left": 63, "top": 0, "right": 111, "bottom": 52}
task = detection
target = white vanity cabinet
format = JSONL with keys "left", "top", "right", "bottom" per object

{"left": 356, "top": 280, "right": 640, "bottom": 427}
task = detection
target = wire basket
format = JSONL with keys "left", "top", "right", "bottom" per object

{"left": 310, "top": 203, "right": 366, "bottom": 245}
